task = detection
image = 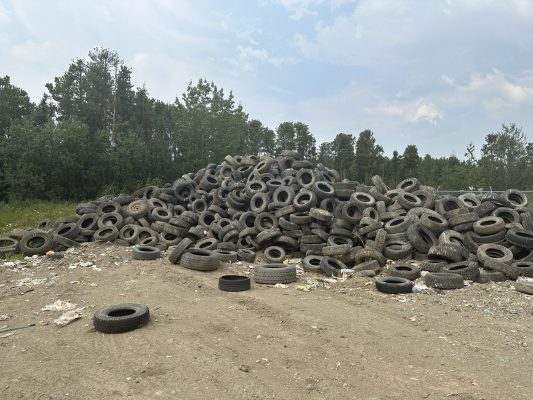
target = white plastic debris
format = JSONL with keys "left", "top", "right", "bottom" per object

{"left": 412, "top": 284, "right": 430, "bottom": 293}
{"left": 42, "top": 300, "right": 77, "bottom": 312}
{"left": 274, "top": 283, "right": 289, "bottom": 288}
{"left": 54, "top": 309, "right": 82, "bottom": 327}
{"left": 16, "top": 277, "right": 47, "bottom": 287}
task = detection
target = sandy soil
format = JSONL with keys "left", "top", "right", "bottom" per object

{"left": 1, "top": 243, "right": 532, "bottom": 400}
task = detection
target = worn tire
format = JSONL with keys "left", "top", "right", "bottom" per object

{"left": 0, "top": 237, "right": 19, "bottom": 255}
{"left": 263, "top": 246, "right": 286, "bottom": 263}
{"left": 19, "top": 230, "right": 53, "bottom": 256}
{"left": 180, "top": 248, "right": 220, "bottom": 271}
{"left": 254, "top": 264, "right": 297, "bottom": 284}
{"left": 375, "top": 276, "right": 413, "bottom": 294}
{"left": 442, "top": 261, "right": 480, "bottom": 281}
{"left": 133, "top": 245, "right": 161, "bottom": 260}
{"left": 303, "top": 255, "right": 323, "bottom": 272}
{"left": 169, "top": 238, "right": 193, "bottom": 264}
{"left": 218, "top": 275, "right": 251, "bottom": 292}
{"left": 387, "top": 263, "right": 421, "bottom": 280}
{"left": 93, "top": 303, "right": 149, "bottom": 334}
{"left": 320, "top": 256, "right": 347, "bottom": 277}
{"left": 237, "top": 248, "right": 256, "bottom": 262}
{"left": 424, "top": 272, "right": 464, "bottom": 289}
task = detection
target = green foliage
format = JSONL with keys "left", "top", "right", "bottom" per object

{"left": 330, "top": 133, "right": 356, "bottom": 180}
{"left": 477, "top": 124, "right": 531, "bottom": 190}
{"left": 0, "top": 48, "right": 531, "bottom": 203}
{"left": 354, "top": 130, "right": 383, "bottom": 183}
{"left": 0, "top": 200, "right": 77, "bottom": 235}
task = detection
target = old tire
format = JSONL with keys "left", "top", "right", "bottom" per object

{"left": 93, "top": 303, "right": 149, "bottom": 334}
{"left": 424, "top": 272, "right": 464, "bottom": 289}
{"left": 133, "top": 245, "right": 161, "bottom": 260}
{"left": 254, "top": 264, "right": 297, "bottom": 284}
{"left": 218, "top": 275, "right": 251, "bottom": 292}
{"left": 19, "top": 230, "right": 53, "bottom": 256}
{"left": 180, "top": 248, "right": 220, "bottom": 271}
{"left": 375, "top": 276, "right": 413, "bottom": 294}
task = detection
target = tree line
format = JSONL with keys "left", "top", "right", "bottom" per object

{"left": 0, "top": 48, "right": 531, "bottom": 201}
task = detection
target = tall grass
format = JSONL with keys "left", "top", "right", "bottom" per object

{"left": 0, "top": 200, "right": 77, "bottom": 235}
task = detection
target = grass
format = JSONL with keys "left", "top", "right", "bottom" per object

{"left": 0, "top": 200, "right": 77, "bottom": 236}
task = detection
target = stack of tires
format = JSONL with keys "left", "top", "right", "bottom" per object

{"left": 0, "top": 150, "right": 532, "bottom": 292}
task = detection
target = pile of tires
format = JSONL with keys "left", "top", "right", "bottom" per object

{"left": 1, "top": 150, "right": 532, "bottom": 292}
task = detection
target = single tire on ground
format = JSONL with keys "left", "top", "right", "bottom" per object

{"left": 254, "top": 264, "right": 297, "bottom": 284}
{"left": 218, "top": 275, "right": 251, "bottom": 292}
{"left": 93, "top": 303, "right": 150, "bottom": 333}
{"left": 375, "top": 276, "right": 413, "bottom": 294}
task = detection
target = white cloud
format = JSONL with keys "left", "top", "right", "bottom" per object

{"left": 364, "top": 101, "right": 442, "bottom": 125}
{"left": 269, "top": 0, "right": 357, "bottom": 19}
{"left": 0, "top": 3, "right": 10, "bottom": 24}
{"left": 443, "top": 70, "right": 533, "bottom": 111}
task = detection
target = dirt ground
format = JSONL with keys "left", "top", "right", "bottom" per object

{"left": 1, "top": 243, "right": 532, "bottom": 400}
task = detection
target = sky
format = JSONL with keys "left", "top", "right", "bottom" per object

{"left": 1, "top": 0, "right": 532, "bottom": 157}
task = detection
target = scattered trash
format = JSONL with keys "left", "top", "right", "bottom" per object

{"left": 412, "top": 284, "right": 430, "bottom": 293}
{"left": 274, "top": 283, "right": 289, "bottom": 289}
{"left": 42, "top": 299, "right": 77, "bottom": 312}
{"left": 54, "top": 309, "right": 83, "bottom": 327}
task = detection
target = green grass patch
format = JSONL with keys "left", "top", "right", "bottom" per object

{"left": 0, "top": 200, "right": 77, "bottom": 236}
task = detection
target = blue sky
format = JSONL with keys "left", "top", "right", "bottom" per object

{"left": 1, "top": 0, "right": 532, "bottom": 157}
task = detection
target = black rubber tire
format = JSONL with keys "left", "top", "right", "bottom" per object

{"left": 427, "top": 244, "right": 463, "bottom": 262}
{"left": 263, "top": 246, "right": 286, "bottom": 263}
{"left": 478, "top": 268, "right": 507, "bottom": 283}
{"left": 424, "top": 272, "right": 464, "bottom": 289}
{"left": 214, "top": 249, "right": 238, "bottom": 263}
{"left": 237, "top": 248, "right": 256, "bottom": 262}
{"left": 54, "top": 222, "right": 80, "bottom": 240}
{"left": 407, "top": 223, "right": 437, "bottom": 253}
{"left": 309, "top": 207, "right": 333, "bottom": 223}
{"left": 126, "top": 200, "right": 149, "bottom": 218}
{"left": 53, "top": 234, "right": 80, "bottom": 249}
{"left": 322, "top": 244, "right": 351, "bottom": 256}
{"left": 385, "top": 216, "right": 414, "bottom": 234}
{"left": 320, "top": 256, "right": 347, "bottom": 277}
{"left": 473, "top": 216, "right": 505, "bottom": 235}
{"left": 506, "top": 229, "right": 533, "bottom": 248}
{"left": 420, "top": 213, "right": 448, "bottom": 234}
{"left": 93, "top": 303, "right": 149, "bottom": 334}
{"left": 383, "top": 241, "right": 413, "bottom": 260}
{"left": 477, "top": 243, "right": 513, "bottom": 266}
{"left": 511, "top": 261, "right": 533, "bottom": 277}
{"left": 303, "top": 255, "right": 323, "bottom": 272}
{"left": 169, "top": 238, "right": 193, "bottom": 264}
{"left": 442, "top": 261, "right": 480, "bottom": 281}
{"left": 93, "top": 226, "right": 119, "bottom": 242}
{"left": 180, "top": 248, "right": 220, "bottom": 271}
{"left": 218, "top": 275, "right": 251, "bottom": 292}
{"left": 77, "top": 213, "right": 99, "bottom": 236}
{"left": 97, "top": 212, "right": 124, "bottom": 230}
{"left": 354, "top": 247, "right": 386, "bottom": 267}
{"left": 119, "top": 224, "right": 140, "bottom": 244}
{"left": 419, "top": 259, "right": 447, "bottom": 272}
{"left": 254, "top": 264, "right": 297, "bottom": 284}
{"left": 133, "top": 245, "right": 161, "bottom": 260}
{"left": 375, "top": 276, "right": 413, "bottom": 294}
{"left": 0, "top": 236, "right": 18, "bottom": 255}
{"left": 387, "top": 263, "right": 421, "bottom": 280}
{"left": 19, "top": 230, "right": 53, "bottom": 256}
{"left": 195, "top": 237, "right": 219, "bottom": 251}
